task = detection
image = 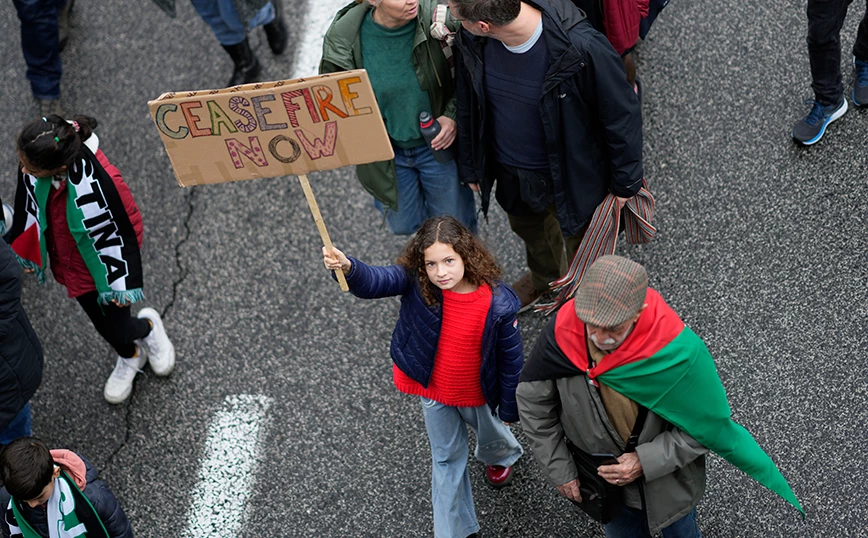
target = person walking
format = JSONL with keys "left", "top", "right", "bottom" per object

{"left": 450, "top": 0, "right": 643, "bottom": 311}
{"left": 323, "top": 216, "right": 523, "bottom": 538}
{"left": 9, "top": 115, "right": 175, "bottom": 405}
{"left": 320, "top": 0, "right": 477, "bottom": 235}
{"left": 791, "top": 0, "right": 868, "bottom": 145}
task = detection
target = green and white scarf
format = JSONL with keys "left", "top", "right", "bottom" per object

{"left": 7, "top": 470, "right": 109, "bottom": 538}
{"left": 9, "top": 144, "right": 144, "bottom": 305}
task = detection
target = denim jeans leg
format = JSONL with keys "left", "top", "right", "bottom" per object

{"left": 661, "top": 508, "right": 703, "bottom": 538}
{"left": 0, "top": 403, "right": 33, "bottom": 446}
{"left": 459, "top": 405, "right": 522, "bottom": 467}
{"left": 376, "top": 146, "right": 426, "bottom": 235}
{"left": 604, "top": 504, "right": 653, "bottom": 538}
{"left": 807, "top": 0, "right": 852, "bottom": 105}
{"left": 191, "top": 0, "right": 247, "bottom": 46}
{"left": 13, "top": 0, "right": 62, "bottom": 99}
{"left": 412, "top": 146, "right": 478, "bottom": 234}
{"left": 420, "top": 397, "right": 480, "bottom": 538}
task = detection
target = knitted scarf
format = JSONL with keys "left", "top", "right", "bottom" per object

{"left": 6, "top": 471, "right": 109, "bottom": 538}
{"left": 8, "top": 145, "right": 144, "bottom": 305}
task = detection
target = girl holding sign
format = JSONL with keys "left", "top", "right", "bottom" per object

{"left": 323, "top": 216, "right": 523, "bottom": 538}
{"left": 9, "top": 115, "right": 175, "bottom": 405}
{"left": 320, "top": 0, "right": 477, "bottom": 235}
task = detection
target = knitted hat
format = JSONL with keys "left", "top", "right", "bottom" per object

{"left": 574, "top": 255, "right": 648, "bottom": 327}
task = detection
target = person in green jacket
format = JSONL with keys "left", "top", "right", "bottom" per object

{"left": 320, "top": 0, "right": 477, "bottom": 235}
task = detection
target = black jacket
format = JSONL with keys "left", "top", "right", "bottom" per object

{"left": 0, "top": 238, "right": 43, "bottom": 430}
{"left": 454, "top": 0, "right": 644, "bottom": 235}
{"left": 0, "top": 453, "right": 133, "bottom": 538}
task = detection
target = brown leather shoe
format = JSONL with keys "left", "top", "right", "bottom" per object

{"left": 511, "top": 272, "right": 544, "bottom": 313}
{"left": 485, "top": 465, "right": 514, "bottom": 488}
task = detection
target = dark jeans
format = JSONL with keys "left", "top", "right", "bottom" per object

{"left": 13, "top": 0, "right": 65, "bottom": 99}
{"left": 0, "top": 404, "right": 32, "bottom": 445}
{"left": 604, "top": 505, "right": 702, "bottom": 538}
{"left": 76, "top": 292, "right": 151, "bottom": 358}
{"left": 807, "top": 0, "right": 868, "bottom": 105}
{"left": 494, "top": 163, "right": 586, "bottom": 291}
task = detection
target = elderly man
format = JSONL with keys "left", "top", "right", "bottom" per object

{"left": 516, "top": 255, "right": 802, "bottom": 537}
{"left": 449, "top": 0, "right": 643, "bottom": 311}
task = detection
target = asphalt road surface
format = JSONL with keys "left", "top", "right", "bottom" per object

{"left": 0, "top": 0, "right": 866, "bottom": 537}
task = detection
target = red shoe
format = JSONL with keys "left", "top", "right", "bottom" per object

{"left": 485, "top": 465, "right": 514, "bottom": 488}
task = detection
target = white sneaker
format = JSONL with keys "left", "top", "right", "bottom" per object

{"left": 104, "top": 350, "right": 147, "bottom": 404}
{"left": 137, "top": 307, "right": 175, "bottom": 376}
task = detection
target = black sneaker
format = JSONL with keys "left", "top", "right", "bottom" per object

{"left": 791, "top": 98, "right": 847, "bottom": 145}
{"left": 854, "top": 57, "right": 868, "bottom": 107}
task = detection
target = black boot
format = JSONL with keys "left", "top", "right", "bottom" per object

{"left": 263, "top": 0, "right": 288, "bottom": 55}
{"left": 221, "top": 38, "right": 261, "bottom": 87}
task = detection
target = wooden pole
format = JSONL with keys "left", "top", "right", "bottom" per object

{"left": 297, "top": 173, "right": 349, "bottom": 292}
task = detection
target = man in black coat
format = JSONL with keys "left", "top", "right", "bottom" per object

{"left": 0, "top": 238, "right": 44, "bottom": 445}
{"left": 450, "top": 0, "right": 643, "bottom": 310}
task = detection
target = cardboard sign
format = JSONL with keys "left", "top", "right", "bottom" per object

{"left": 148, "top": 70, "right": 394, "bottom": 186}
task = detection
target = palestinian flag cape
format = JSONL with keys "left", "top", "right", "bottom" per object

{"left": 6, "top": 471, "right": 109, "bottom": 538}
{"left": 521, "top": 288, "right": 804, "bottom": 516}
{"left": 8, "top": 144, "right": 144, "bottom": 305}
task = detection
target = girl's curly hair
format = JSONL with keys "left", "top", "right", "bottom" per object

{"left": 396, "top": 216, "right": 502, "bottom": 305}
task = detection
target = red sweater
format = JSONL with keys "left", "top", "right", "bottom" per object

{"left": 393, "top": 284, "right": 491, "bottom": 407}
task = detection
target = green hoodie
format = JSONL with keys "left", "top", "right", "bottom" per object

{"left": 319, "top": 0, "right": 458, "bottom": 211}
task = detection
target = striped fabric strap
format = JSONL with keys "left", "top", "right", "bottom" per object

{"left": 536, "top": 184, "right": 657, "bottom": 314}
{"left": 430, "top": 4, "right": 456, "bottom": 78}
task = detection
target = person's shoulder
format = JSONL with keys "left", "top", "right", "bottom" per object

{"left": 325, "top": 0, "right": 367, "bottom": 41}
{"left": 490, "top": 282, "right": 522, "bottom": 316}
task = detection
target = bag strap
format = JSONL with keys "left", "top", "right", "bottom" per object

{"left": 624, "top": 405, "right": 648, "bottom": 453}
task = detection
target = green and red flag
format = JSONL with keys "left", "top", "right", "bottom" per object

{"left": 549, "top": 288, "right": 803, "bottom": 515}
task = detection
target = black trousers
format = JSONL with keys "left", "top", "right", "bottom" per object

{"left": 76, "top": 291, "right": 151, "bottom": 358}
{"left": 808, "top": 0, "right": 868, "bottom": 105}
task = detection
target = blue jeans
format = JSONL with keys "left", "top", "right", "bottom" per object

{"left": 13, "top": 0, "right": 65, "bottom": 99}
{"left": 605, "top": 505, "right": 702, "bottom": 538}
{"left": 420, "top": 397, "right": 523, "bottom": 538}
{"left": 0, "top": 404, "right": 33, "bottom": 445}
{"left": 191, "top": 0, "right": 275, "bottom": 46}
{"left": 375, "top": 144, "right": 477, "bottom": 235}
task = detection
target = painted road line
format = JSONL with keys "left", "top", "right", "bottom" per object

{"left": 291, "top": 0, "right": 348, "bottom": 79}
{"left": 184, "top": 394, "right": 273, "bottom": 538}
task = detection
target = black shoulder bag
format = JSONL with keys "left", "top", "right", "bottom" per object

{"left": 563, "top": 405, "right": 648, "bottom": 524}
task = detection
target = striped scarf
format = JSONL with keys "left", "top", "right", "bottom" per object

{"left": 9, "top": 145, "right": 144, "bottom": 305}
{"left": 537, "top": 185, "right": 656, "bottom": 313}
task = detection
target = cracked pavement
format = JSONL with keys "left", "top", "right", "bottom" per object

{"left": 0, "top": 0, "right": 866, "bottom": 537}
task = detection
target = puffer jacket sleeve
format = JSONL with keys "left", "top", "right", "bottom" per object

{"left": 332, "top": 257, "right": 411, "bottom": 299}
{"left": 495, "top": 313, "right": 523, "bottom": 422}
{"left": 86, "top": 479, "right": 133, "bottom": 538}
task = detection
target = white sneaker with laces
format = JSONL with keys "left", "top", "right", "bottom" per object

{"left": 137, "top": 307, "right": 175, "bottom": 376}
{"left": 104, "top": 349, "right": 147, "bottom": 404}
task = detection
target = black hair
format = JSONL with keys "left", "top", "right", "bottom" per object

{"left": 0, "top": 437, "right": 55, "bottom": 500}
{"left": 16, "top": 114, "right": 98, "bottom": 173}
{"left": 450, "top": 0, "right": 521, "bottom": 25}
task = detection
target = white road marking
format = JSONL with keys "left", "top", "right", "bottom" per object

{"left": 184, "top": 394, "right": 273, "bottom": 538}
{"left": 291, "top": 0, "right": 349, "bottom": 78}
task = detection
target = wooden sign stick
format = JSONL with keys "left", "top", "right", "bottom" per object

{"left": 297, "top": 174, "right": 349, "bottom": 292}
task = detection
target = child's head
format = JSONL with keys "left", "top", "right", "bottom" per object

{"left": 0, "top": 437, "right": 59, "bottom": 506}
{"left": 16, "top": 114, "right": 98, "bottom": 177}
{"left": 397, "top": 216, "right": 501, "bottom": 304}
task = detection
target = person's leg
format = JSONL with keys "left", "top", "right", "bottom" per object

{"left": 413, "top": 145, "right": 478, "bottom": 234}
{"left": 506, "top": 207, "right": 567, "bottom": 292}
{"left": 378, "top": 146, "right": 426, "bottom": 235}
{"left": 660, "top": 508, "right": 702, "bottom": 538}
{"left": 420, "top": 397, "right": 480, "bottom": 538}
{"left": 191, "top": 0, "right": 247, "bottom": 45}
{"left": 0, "top": 404, "right": 33, "bottom": 445}
{"left": 76, "top": 292, "right": 151, "bottom": 358}
{"left": 807, "top": 0, "right": 853, "bottom": 106}
{"left": 604, "top": 504, "right": 653, "bottom": 538}
{"left": 855, "top": 1, "right": 868, "bottom": 60}
{"left": 461, "top": 405, "right": 522, "bottom": 468}
{"left": 13, "top": 0, "right": 62, "bottom": 101}
{"left": 854, "top": 4, "right": 868, "bottom": 105}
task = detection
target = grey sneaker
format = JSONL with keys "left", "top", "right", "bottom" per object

{"left": 104, "top": 349, "right": 147, "bottom": 404}
{"left": 137, "top": 307, "right": 175, "bottom": 376}
{"left": 37, "top": 98, "right": 62, "bottom": 118}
